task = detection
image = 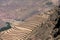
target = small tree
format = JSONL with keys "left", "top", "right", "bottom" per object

{"left": 0, "top": 22, "right": 11, "bottom": 32}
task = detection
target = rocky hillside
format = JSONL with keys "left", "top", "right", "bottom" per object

{"left": 0, "top": 0, "right": 59, "bottom": 40}
{"left": 0, "top": 7, "right": 59, "bottom": 40}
